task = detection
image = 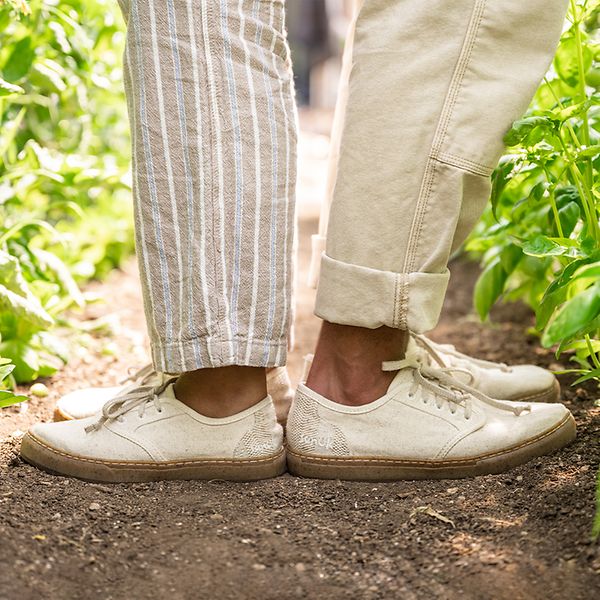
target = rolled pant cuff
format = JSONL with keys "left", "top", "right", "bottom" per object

{"left": 314, "top": 253, "right": 450, "bottom": 332}
{"left": 307, "top": 234, "right": 326, "bottom": 289}
{"left": 151, "top": 336, "right": 288, "bottom": 374}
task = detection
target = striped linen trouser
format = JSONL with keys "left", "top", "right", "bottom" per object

{"left": 120, "top": 0, "right": 568, "bottom": 375}
{"left": 119, "top": 0, "right": 297, "bottom": 373}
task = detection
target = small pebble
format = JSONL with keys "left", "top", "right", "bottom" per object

{"left": 295, "top": 563, "right": 306, "bottom": 573}
{"left": 252, "top": 563, "right": 266, "bottom": 571}
{"left": 30, "top": 383, "right": 49, "bottom": 398}
{"left": 89, "top": 502, "right": 101, "bottom": 511}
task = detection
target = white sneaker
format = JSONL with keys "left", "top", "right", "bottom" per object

{"left": 408, "top": 334, "right": 560, "bottom": 403}
{"left": 22, "top": 380, "right": 285, "bottom": 482}
{"left": 286, "top": 359, "right": 575, "bottom": 481}
{"left": 54, "top": 366, "right": 293, "bottom": 425}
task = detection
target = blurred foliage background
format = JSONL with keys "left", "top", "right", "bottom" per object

{"left": 0, "top": 0, "right": 131, "bottom": 404}
{"left": 466, "top": 0, "right": 600, "bottom": 389}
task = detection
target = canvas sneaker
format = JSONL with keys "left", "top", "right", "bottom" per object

{"left": 22, "top": 380, "right": 285, "bottom": 482}
{"left": 54, "top": 366, "right": 293, "bottom": 425}
{"left": 408, "top": 334, "right": 560, "bottom": 403}
{"left": 286, "top": 358, "right": 575, "bottom": 481}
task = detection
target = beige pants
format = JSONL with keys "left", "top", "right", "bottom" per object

{"left": 122, "top": 0, "right": 567, "bottom": 373}
{"left": 312, "top": 0, "right": 568, "bottom": 332}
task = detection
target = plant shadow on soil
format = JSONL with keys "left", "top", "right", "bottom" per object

{"left": 0, "top": 217, "right": 599, "bottom": 600}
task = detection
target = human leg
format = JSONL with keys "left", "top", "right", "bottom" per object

{"left": 288, "top": 0, "right": 575, "bottom": 479}
{"left": 21, "top": 0, "right": 297, "bottom": 481}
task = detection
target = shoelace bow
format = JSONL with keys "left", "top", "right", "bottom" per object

{"left": 412, "top": 333, "right": 513, "bottom": 374}
{"left": 381, "top": 358, "right": 530, "bottom": 420}
{"left": 85, "top": 378, "right": 176, "bottom": 433}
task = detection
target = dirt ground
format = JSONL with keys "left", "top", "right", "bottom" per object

{"left": 1, "top": 122, "right": 600, "bottom": 599}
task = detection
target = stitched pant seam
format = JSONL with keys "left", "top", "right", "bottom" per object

{"left": 402, "top": 0, "right": 487, "bottom": 281}
{"left": 431, "top": 152, "right": 493, "bottom": 177}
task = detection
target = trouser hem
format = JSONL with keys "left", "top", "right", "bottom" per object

{"left": 307, "top": 234, "right": 326, "bottom": 289}
{"left": 314, "top": 253, "right": 450, "bottom": 332}
{"left": 151, "top": 336, "right": 288, "bottom": 373}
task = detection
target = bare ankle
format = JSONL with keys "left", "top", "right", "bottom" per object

{"left": 306, "top": 323, "right": 408, "bottom": 406}
{"left": 173, "top": 366, "right": 267, "bottom": 418}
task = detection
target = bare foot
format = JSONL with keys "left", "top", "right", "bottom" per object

{"left": 306, "top": 322, "right": 408, "bottom": 406}
{"left": 174, "top": 366, "right": 267, "bottom": 418}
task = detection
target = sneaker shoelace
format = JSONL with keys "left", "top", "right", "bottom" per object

{"left": 411, "top": 333, "right": 513, "bottom": 375}
{"left": 85, "top": 378, "right": 176, "bottom": 433}
{"left": 382, "top": 358, "right": 530, "bottom": 420}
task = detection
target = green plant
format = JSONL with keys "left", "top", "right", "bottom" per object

{"left": 0, "top": 354, "right": 27, "bottom": 407}
{"left": 467, "top": 0, "right": 600, "bottom": 385}
{"left": 0, "top": 0, "right": 133, "bottom": 389}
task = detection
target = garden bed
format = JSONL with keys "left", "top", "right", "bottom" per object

{"left": 0, "top": 214, "right": 599, "bottom": 600}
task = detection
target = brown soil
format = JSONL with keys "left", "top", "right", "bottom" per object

{"left": 1, "top": 130, "right": 600, "bottom": 599}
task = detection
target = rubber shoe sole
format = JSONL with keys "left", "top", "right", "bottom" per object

{"left": 287, "top": 412, "right": 576, "bottom": 481}
{"left": 20, "top": 433, "right": 287, "bottom": 483}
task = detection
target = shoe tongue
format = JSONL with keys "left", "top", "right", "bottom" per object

{"left": 386, "top": 365, "right": 416, "bottom": 395}
{"left": 405, "top": 336, "right": 422, "bottom": 362}
{"left": 160, "top": 382, "right": 177, "bottom": 401}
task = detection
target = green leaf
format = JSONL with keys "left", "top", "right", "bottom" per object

{"left": 474, "top": 259, "right": 507, "bottom": 320}
{"left": 0, "top": 340, "right": 40, "bottom": 383}
{"left": 503, "top": 117, "right": 555, "bottom": 147}
{"left": 0, "top": 390, "right": 28, "bottom": 409}
{"left": 522, "top": 235, "right": 566, "bottom": 257}
{"left": 542, "top": 282, "right": 600, "bottom": 347}
{"left": 556, "top": 99, "right": 593, "bottom": 121}
{"left": 0, "top": 251, "right": 54, "bottom": 328}
{"left": 31, "top": 249, "right": 85, "bottom": 308}
{"left": 500, "top": 244, "right": 523, "bottom": 274}
{"left": 0, "top": 363, "right": 15, "bottom": 382}
{"left": 554, "top": 35, "right": 592, "bottom": 87}
{"left": 572, "top": 368, "right": 600, "bottom": 385}
{"left": 536, "top": 286, "right": 568, "bottom": 330}
{"left": 0, "top": 77, "right": 24, "bottom": 97}
{"left": 29, "top": 61, "right": 67, "bottom": 93}
{"left": 490, "top": 159, "right": 514, "bottom": 219}
{"left": 557, "top": 201, "right": 580, "bottom": 237}
{"left": 577, "top": 145, "right": 600, "bottom": 159}
{"left": 0, "top": 284, "right": 54, "bottom": 329}
{"left": 3, "top": 36, "right": 35, "bottom": 82}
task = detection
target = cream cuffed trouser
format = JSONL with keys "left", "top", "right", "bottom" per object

{"left": 121, "top": 0, "right": 568, "bottom": 374}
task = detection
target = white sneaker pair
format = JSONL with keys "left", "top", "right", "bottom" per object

{"left": 21, "top": 336, "right": 575, "bottom": 482}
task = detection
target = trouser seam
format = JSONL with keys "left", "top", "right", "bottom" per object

{"left": 431, "top": 152, "right": 493, "bottom": 177}
{"left": 403, "top": 0, "right": 487, "bottom": 279}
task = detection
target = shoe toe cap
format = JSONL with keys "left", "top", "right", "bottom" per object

{"left": 447, "top": 402, "right": 573, "bottom": 460}
{"left": 26, "top": 418, "right": 152, "bottom": 462}
{"left": 479, "top": 365, "right": 558, "bottom": 401}
{"left": 56, "top": 386, "right": 122, "bottom": 420}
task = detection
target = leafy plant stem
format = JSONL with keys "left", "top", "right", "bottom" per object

{"left": 570, "top": 0, "right": 594, "bottom": 189}
{"left": 543, "top": 166, "right": 565, "bottom": 238}
{"left": 557, "top": 135, "right": 600, "bottom": 241}
{"left": 585, "top": 334, "right": 600, "bottom": 370}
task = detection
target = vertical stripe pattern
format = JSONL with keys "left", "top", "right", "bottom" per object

{"left": 120, "top": 0, "right": 297, "bottom": 373}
